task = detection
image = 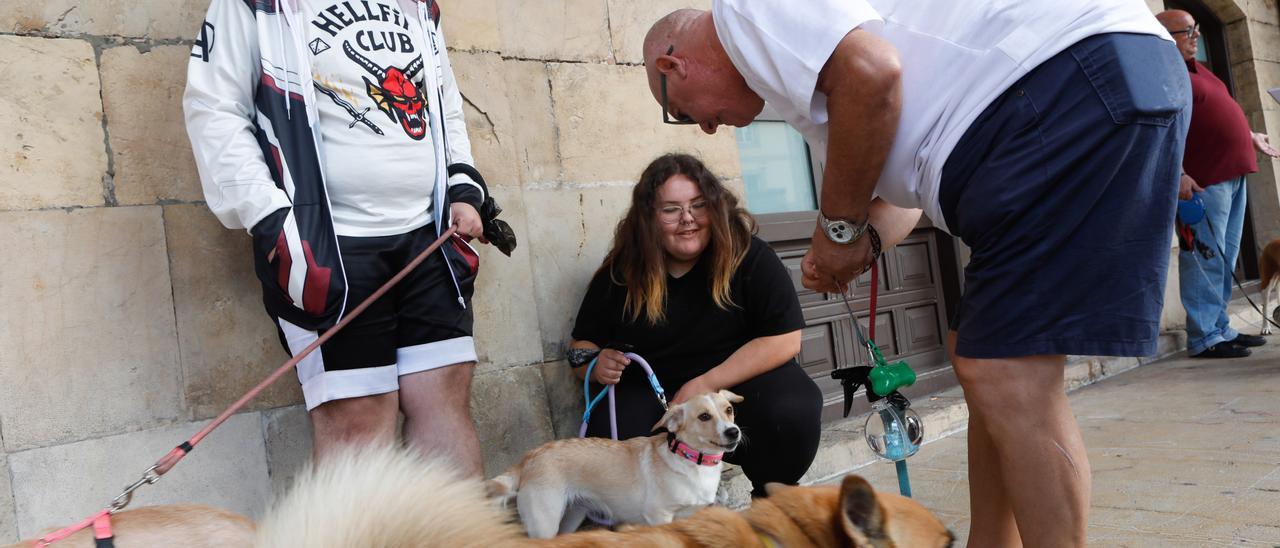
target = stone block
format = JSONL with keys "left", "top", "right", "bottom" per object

{"left": 1229, "top": 20, "right": 1280, "bottom": 63}
{"left": 1064, "top": 358, "right": 1102, "bottom": 391}
{"left": 606, "top": 0, "right": 711, "bottom": 65}
{"left": 0, "top": 0, "right": 207, "bottom": 40}
{"left": 470, "top": 365, "right": 556, "bottom": 477}
{"left": 1249, "top": 0, "right": 1279, "bottom": 25}
{"left": 1160, "top": 247, "right": 1187, "bottom": 331}
{"left": 7, "top": 412, "right": 270, "bottom": 539}
{"left": 470, "top": 187, "right": 544, "bottom": 371}
{"left": 262, "top": 405, "right": 313, "bottom": 495}
{"left": 449, "top": 52, "right": 522, "bottom": 188}
{"left": 0, "top": 207, "right": 182, "bottom": 451}
{"left": 503, "top": 61, "right": 560, "bottom": 185}
{"left": 0, "top": 453, "right": 15, "bottom": 544}
{"left": 523, "top": 184, "right": 634, "bottom": 357}
{"left": 101, "top": 45, "right": 201, "bottom": 205}
{"left": 497, "top": 0, "right": 612, "bottom": 63}
{"left": 447, "top": 54, "right": 558, "bottom": 187}
{"left": 1203, "top": 0, "right": 1248, "bottom": 24}
{"left": 539, "top": 360, "right": 584, "bottom": 439}
{"left": 549, "top": 62, "right": 740, "bottom": 184}
{"left": 437, "top": 0, "right": 502, "bottom": 52}
{"left": 1256, "top": 60, "right": 1280, "bottom": 102}
{"left": 0, "top": 35, "right": 105, "bottom": 211}
{"left": 163, "top": 204, "right": 300, "bottom": 419}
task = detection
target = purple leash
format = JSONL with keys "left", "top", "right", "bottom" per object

{"left": 579, "top": 352, "right": 668, "bottom": 438}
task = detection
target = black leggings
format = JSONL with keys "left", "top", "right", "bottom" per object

{"left": 584, "top": 362, "right": 823, "bottom": 496}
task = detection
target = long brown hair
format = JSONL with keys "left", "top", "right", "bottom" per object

{"left": 600, "top": 153, "right": 756, "bottom": 325}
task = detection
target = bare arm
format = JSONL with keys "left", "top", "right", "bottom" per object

{"left": 816, "top": 28, "right": 902, "bottom": 222}
{"left": 671, "top": 330, "right": 802, "bottom": 404}
{"left": 801, "top": 28, "right": 906, "bottom": 292}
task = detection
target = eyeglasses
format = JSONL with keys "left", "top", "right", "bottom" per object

{"left": 660, "top": 46, "right": 698, "bottom": 125}
{"left": 657, "top": 200, "right": 709, "bottom": 224}
{"left": 1170, "top": 24, "right": 1200, "bottom": 37}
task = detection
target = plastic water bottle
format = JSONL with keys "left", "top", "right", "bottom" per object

{"left": 866, "top": 400, "right": 922, "bottom": 462}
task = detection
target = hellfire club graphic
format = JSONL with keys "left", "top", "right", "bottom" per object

{"left": 343, "top": 41, "right": 428, "bottom": 140}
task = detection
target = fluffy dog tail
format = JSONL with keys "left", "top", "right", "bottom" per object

{"left": 484, "top": 468, "right": 520, "bottom": 509}
{"left": 256, "top": 446, "right": 523, "bottom": 548}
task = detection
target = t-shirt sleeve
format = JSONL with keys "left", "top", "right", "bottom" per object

{"left": 713, "top": 0, "right": 881, "bottom": 124}
{"left": 571, "top": 268, "right": 621, "bottom": 345}
{"left": 741, "top": 238, "right": 806, "bottom": 338}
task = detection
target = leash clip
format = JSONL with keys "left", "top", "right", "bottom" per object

{"left": 109, "top": 465, "right": 160, "bottom": 513}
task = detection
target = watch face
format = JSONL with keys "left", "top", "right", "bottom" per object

{"left": 826, "top": 220, "right": 855, "bottom": 243}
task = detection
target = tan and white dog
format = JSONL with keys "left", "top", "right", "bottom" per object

{"left": 487, "top": 390, "right": 743, "bottom": 538}
{"left": 1261, "top": 239, "right": 1280, "bottom": 335}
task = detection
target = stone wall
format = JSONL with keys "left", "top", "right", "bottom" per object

{"left": 0, "top": 0, "right": 1277, "bottom": 542}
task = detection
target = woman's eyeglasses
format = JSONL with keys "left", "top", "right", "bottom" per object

{"left": 657, "top": 201, "right": 709, "bottom": 224}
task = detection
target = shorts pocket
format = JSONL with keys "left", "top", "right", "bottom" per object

{"left": 1071, "top": 34, "right": 1188, "bottom": 127}
{"left": 443, "top": 234, "right": 480, "bottom": 297}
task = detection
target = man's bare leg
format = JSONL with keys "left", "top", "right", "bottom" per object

{"left": 309, "top": 391, "right": 400, "bottom": 461}
{"left": 955, "top": 330, "right": 1023, "bottom": 547}
{"left": 399, "top": 362, "right": 483, "bottom": 478}
{"left": 952, "top": 339, "right": 1090, "bottom": 547}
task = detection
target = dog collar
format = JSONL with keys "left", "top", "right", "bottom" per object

{"left": 667, "top": 436, "right": 723, "bottom": 466}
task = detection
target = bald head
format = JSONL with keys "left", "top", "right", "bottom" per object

{"left": 1156, "top": 9, "right": 1193, "bottom": 30}
{"left": 1156, "top": 9, "right": 1198, "bottom": 61}
{"left": 640, "top": 8, "right": 764, "bottom": 133}
{"left": 644, "top": 8, "right": 704, "bottom": 78}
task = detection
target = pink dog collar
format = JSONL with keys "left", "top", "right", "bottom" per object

{"left": 667, "top": 437, "right": 723, "bottom": 466}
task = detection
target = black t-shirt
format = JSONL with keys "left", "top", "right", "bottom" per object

{"left": 572, "top": 236, "right": 805, "bottom": 387}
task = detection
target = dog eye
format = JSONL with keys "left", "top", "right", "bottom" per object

{"left": 725, "top": 407, "right": 733, "bottom": 415}
{"left": 698, "top": 412, "right": 712, "bottom": 422}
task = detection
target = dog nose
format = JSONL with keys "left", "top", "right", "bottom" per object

{"left": 724, "top": 426, "right": 740, "bottom": 441}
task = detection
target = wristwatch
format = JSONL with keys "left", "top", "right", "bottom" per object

{"left": 817, "top": 211, "right": 869, "bottom": 245}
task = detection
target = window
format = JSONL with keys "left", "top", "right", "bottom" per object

{"left": 735, "top": 120, "right": 817, "bottom": 214}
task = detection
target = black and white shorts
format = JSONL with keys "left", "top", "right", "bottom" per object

{"left": 274, "top": 223, "right": 480, "bottom": 411}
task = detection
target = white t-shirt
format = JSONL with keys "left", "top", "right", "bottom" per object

{"left": 713, "top": 0, "right": 1171, "bottom": 233}
{"left": 304, "top": 0, "right": 437, "bottom": 237}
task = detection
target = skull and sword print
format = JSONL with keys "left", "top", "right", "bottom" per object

{"left": 305, "top": 0, "right": 443, "bottom": 236}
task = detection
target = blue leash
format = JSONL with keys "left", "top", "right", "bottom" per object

{"left": 579, "top": 351, "right": 668, "bottom": 439}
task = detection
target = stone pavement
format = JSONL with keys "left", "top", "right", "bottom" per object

{"left": 854, "top": 302, "right": 1280, "bottom": 546}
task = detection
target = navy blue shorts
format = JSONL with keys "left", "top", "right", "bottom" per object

{"left": 939, "top": 33, "right": 1190, "bottom": 359}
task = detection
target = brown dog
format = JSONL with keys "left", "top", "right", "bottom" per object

{"left": 1261, "top": 239, "right": 1280, "bottom": 335}
{"left": 256, "top": 445, "right": 955, "bottom": 547}
{"left": 4, "top": 505, "right": 253, "bottom": 548}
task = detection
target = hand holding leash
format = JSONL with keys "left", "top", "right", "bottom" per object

{"left": 590, "top": 349, "right": 631, "bottom": 385}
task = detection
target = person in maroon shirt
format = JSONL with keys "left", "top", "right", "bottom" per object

{"left": 1158, "top": 10, "right": 1279, "bottom": 358}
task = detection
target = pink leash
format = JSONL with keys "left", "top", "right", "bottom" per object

{"left": 35, "top": 226, "right": 459, "bottom": 546}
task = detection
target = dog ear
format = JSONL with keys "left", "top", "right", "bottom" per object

{"left": 718, "top": 389, "right": 744, "bottom": 403}
{"left": 838, "top": 475, "right": 890, "bottom": 546}
{"left": 651, "top": 404, "right": 685, "bottom": 432}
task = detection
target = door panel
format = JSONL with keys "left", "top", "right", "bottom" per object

{"left": 767, "top": 229, "right": 956, "bottom": 421}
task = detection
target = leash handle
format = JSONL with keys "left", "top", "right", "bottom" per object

{"left": 579, "top": 351, "right": 667, "bottom": 439}
{"left": 622, "top": 352, "right": 668, "bottom": 410}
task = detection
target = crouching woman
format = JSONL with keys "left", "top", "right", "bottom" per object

{"left": 569, "top": 153, "right": 823, "bottom": 496}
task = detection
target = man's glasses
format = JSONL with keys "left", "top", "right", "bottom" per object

{"left": 1170, "top": 24, "right": 1200, "bottom": 36}
{"left": 660, "top": 46, "right": 698, "bottom": 125}
{"left": 657, "top": 201, "right": 709, "bottom": 224}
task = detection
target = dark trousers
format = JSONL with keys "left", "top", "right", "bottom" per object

{"left": 585, "top": 362, "right": 823, "bottom": 496}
